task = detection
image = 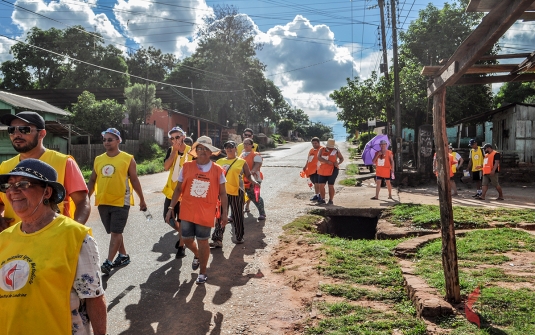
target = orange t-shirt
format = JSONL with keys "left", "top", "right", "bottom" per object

{"left": 375, "top": 150, "right": 393, "bottom": 178}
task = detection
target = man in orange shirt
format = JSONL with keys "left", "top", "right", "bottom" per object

{"left": 165, "top": 136, "right": 228, "bottom": 284}
{"left": 371, "top": 140, "right": 395, "bottom": 200}
{"left": 477, "top": 143, "right": 504, "bottom": 201}
{"left": 302, "top": 137, "right": 322, "bottom": 201}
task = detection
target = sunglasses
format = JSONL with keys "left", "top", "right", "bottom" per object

{"left": 0, "top": 180, "right": 43, "bottom": 192}
{"left": 170, "top": 135, "right": 182, "bottom": 141}
{"left": 102, "top": 138, "right": 116, "bottom": 142}
{"left": 7, "top": 126, "right": 40, "bottom": 135}
{"left": 195, "top": 146, "right": 210, "bottom": 152}
{"left": 243, "top": 133, "right": 253, "bottom": 137}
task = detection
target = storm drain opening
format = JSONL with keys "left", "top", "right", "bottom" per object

{"left": 319, "top": 216, "right": 379, "bottom": 240}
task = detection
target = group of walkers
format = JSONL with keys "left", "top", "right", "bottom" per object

{"left": 0, "top": 111, "right": 267, "bottom": 334}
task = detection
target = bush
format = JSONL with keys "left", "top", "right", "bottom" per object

{"left": 271, "top": 134, "right": 285, "bottom": 144}
{"left": 357, "top": 132, "right": 377, "bottom": 152}
{"left": 137, "top": 140, "right": 165, "bottom": 161}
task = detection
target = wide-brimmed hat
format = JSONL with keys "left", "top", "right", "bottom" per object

{"left": 0, "top": 111, "right": 46, "bottom": 129}
{"left": 190, "top": 136, "right": 221, "bottom": 157}
{"left": 0, "top": 159, "right": 65, "bottom": 204}
{"left": 168, "top": 126, "right": 186, "bottom": 137}
{"left": 101, "top": 128, "right": 122, "bottom": 143}
{"left": 325, "top": 138, "right": 337, "bottom": 149}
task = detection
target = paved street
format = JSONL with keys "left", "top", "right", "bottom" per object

{"left": 88, "top": 141, "right": 323, "bottom": 334}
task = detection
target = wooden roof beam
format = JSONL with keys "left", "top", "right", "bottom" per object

{"left": 427, "top": 0, "right": 534, "bottom": 97}
{"left": 454, "top": 73, "right": 535, "bottom": 85}
{"left": 479, "top": 52, "right": 532, "bottom": 60}
{"left": 421, "top": 64, "right": 519, "bottom": 76}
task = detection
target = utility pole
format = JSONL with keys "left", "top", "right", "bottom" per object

{"left": 391, "top": 0, "right": 402, "bottom": 172}
{"left": 190, "top": 81, "right": 195, "bottom": 116}
{"left": 378, "top": 0, "right": 392, "bottom": 137}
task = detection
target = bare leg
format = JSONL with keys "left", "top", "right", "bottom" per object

{"left": 108, "top": 233, "right": 124, "bottom": 261}
{"left": 480, "top": 185, "right": 488, "bottom": 199}
{"left": 496, "top": 185, "right": 504, "bottom": 198}
{"left": 328, "top": 184, "right": 335, "bottom": 201}
{"left": 183, "top": 238, "right": 199, "bottom": 259}
{"left": 319, "top": 183, "right": 326, "bottom": 200}
{"left": 197, "top": 239, "right": 210, "bottom": 274}
{"left": 386, "top": 180, "right": 392, "bottom": 198}
{"left": 314, "top": 183, "right": 320, "bottom": 195}
{"left": 375, "top": 179, "right": 381, "bottom": 198}
{"left": 450, "top": 179, "right": 458, "bottom": 195}
{"left": 175, "top": 221, "right": 184, "bottom": 247}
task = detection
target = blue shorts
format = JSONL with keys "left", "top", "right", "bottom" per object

{"left": 180, "top": 220, "right": 211, "bottom": 240}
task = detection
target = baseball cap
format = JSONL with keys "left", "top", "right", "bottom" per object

{"left": 101, "top": 128, "right": 122, "bottom": 143}
{"left": 168, "top": 126, "right": 185, "bottom": 137}
{"left": 0, "top": 111, "right": 46, "bottom": 129}
{"left": 448, "top": 143, "right": 453, "bottom": 149}
{"left": 483, "top": 143, "right": 493, "bottom": 149}
{"left": 223, "top": 140, "right": 237, "bottom": 148}
{"left": 468, "top": 139, "right": 477, "bottom": 146}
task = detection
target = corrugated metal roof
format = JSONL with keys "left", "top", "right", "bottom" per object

{"left": 0, "top": 90, "right": 71, "bottom": 116}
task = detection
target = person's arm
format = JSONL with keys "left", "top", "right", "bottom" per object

{"left": 467, "top": 151, "right": 473, "bottom": 171}
{"left": 86, "top": 295, "right": 107, "bottom": 335}
{"left": 63, "top": 159, "right": 91, "bottom": 223}
{"left": 491, "top": 153, "right": 500, "bottom": 175}
{"left": 70, "top": 191, "right": 91, "bottom": 224}
{"left": 128, "top": 158, "right": 147, "bottom": 211}
{"left": 87, "top": 170, "right": 97, "bottom": 198}
{"left": 163, "top": 147, "right": 176, "bottom": 171}
{"left": 219, "top": 181, "right": 228, "bottom": 227}
{"left": 372, "top": 151, "right": 381, "bottom": 165}
{"left": 317, "top": 148, "right": 332, "bottom": 164}
{"left": 335, "top": 151, "right": 344, "bottom": 168}
{"left": 242, "top": 163, "right": 259, "bottom": 187}
{"left": 166, "top": 181, "right": 183, "bottom": 223}
{"left": 390, "top": 152, "right": 395, "bottom": 172}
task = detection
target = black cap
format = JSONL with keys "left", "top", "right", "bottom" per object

{"left": 482, "top": 143, "right": 493, "bottom": 149}
{"left": 0, "top": 111, "right": 46, "bottom": 129}
{"left": 223, "top": 140, "right": 237, "bottom": 148}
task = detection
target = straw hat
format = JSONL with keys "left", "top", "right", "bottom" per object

{"left": 190, "top": 136, "right": 221, "bottom": 157}
{"left": 325, "top": 138, "right": 337, "bottom": 149}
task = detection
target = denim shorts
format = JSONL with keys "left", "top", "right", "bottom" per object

{"left": 180, "top": 220, "right": 211, "bottom": 240}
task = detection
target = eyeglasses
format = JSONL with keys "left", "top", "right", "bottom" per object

{"left": 7, "top": 126, "right": 40, "bottom": 135}
{"left": 170, "top": 136, "right": 182, "bottom": 141}
{"left": 195, "top": 146, "right": 210, "bottom": 152}
{"left": 102, "top": 138, "right": 116, "bottom": 142}
{"left": 0, "top": 180, "right": 43, "bottom": 192}
{"left": 243, "top": 133, "right": 253, "bottom": 138}
{"left": 243, "top": 142, "right": 253, "bottom": 146}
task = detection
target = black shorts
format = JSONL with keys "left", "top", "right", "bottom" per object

{"left": 472, "top": 170, "right": 482, "bottom": 181}
{"left": 98, "top": 205, "right": 130, "bottom": 234}
{"left": 309, "top": 173, "right": 319, "bottom": 184}
{"left": 163, "top": 198, "right": 181, "bottom": 227}
{"left": 318, "top": 168, "right": 339, "bottom": 185}
{"left": 376, "top": 176, "right": 391, "bottom": 181}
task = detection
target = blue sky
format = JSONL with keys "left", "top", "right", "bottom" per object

{"left": 0, "top": 0, "right": 533, "bottom": 142}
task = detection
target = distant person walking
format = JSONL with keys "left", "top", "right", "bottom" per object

{"left": 433, "top": 147, "right": 458, "bottom": 195}
{"left": 211, "top": 140, "right": 259, "bottom": 247}
{"left": 237, "top": 128, "right": 258, "bottom": 156}
{"left": 302, "top": 137, "right": 323, "bottom": 201}
{"left": 88, "top": 128, "right": 147, "bottom": 275}
{"left": 165, "top": 136, "right": 228, "bottom": 284}
{"left": 162, "top": 127, "right": 190, "bottom": 259}
{"left": 467, "top": 139, "right": 484, "bottom": 198}
{"left": 448, "top": 144, "right": 462, "bottom": 196}
{"left": 0, "top": 111, "right": 91, "bottom": 232}
{"left": 317, "top": 139, "right": 344, "bottom": 205}
{"left": 240, "top": 138, "right": 266, "bottom": 220}
{"left": 477, "top": 143, "right": 504, "bottom": 201}
{"left": 371, "top": 140, "right": 394, "bottom": 200}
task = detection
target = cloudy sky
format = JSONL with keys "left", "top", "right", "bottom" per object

{"left": 1, "top": 0, "right": 533, "bottom": 141}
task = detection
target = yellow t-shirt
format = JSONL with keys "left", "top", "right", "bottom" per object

{"left": 216, "top": 157, "right": 246, "bottom": 196}
{"left": 162, "top": 145, "right": 191, "bottom": 199}
{"left": 94, "top": 151, "right": 134, "bottom": 207}
{"left": 470, "top": 146, "right": 484, "bottom": 172}
{"left": 237, "top": 142, "right": 258, "bottom": 156}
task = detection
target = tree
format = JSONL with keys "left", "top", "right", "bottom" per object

{"left": 0, "top": 26, "right": 129, "bottom": 90}
{"left": 494, "top": 82, "right": 535, "bottom": 108}
{"left": 69, "top": 91, "right": 125, "bottom": 140}
{"left": 124, "top": 83, "right": 162, "bottom": 130}
{"left": 127, "top": 46, "right": 177, "bottom": 85}
{"left": 303, "top": 122, "right": 333, "bottom": 140}
{"left": 277, "top": 119, "right": 295, "bottom": 137}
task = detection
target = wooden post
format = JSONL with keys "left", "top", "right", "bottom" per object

{"left": 456, "top": 123, "right": 463, "bottom": 148}
{"left": 432, "top": 88, "right": 461, "bottom": 303}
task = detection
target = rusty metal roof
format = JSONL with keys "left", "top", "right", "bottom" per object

{"left": 0, "top": 90, "right": 71, "bottom": 116}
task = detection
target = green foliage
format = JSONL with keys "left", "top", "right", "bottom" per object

{"left": 282, "top": 214, "right": 323, "bottom": 234}
{"left": 345, "top": 163, "right": 359, "bottom": 175}
{"left": 124, "top": 83, "right": 162, "bottom": 128}
{"left": 357, "top": 131, "right": 377, "bottom": 152}
{"left": 69, "top": 91, "right": 125, "bottom": 141}
{"left": 494, "top": 81, "right": 535, "bottom": 108}
{"left": 270, "top": 134, "right": 285, "bottom": 144}
{"left": 137, "top": 141, "right": 165, "bottom": 161}
{"left": 277, "top": 119, "right": 295, "bottom": 136}
{"left": 126, "top": 46, "right": 177, "bottom": 85}
{"left": 301, "top": 122, "right": 333, "bottom": 140}
{"left": 0, "top": 26, "right": 129, "bottom": 90}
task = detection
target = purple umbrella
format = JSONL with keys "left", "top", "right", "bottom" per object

{"left": 362, "top": 134, "right": 390, "bottom": 165}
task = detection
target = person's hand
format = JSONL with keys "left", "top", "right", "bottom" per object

{"left": 220, "top": 216, "right": 228, "bottom": 228}
{"left": 0, "top": 217, "right": 14, "bottom": 233}
{"left": 302, "top": 166, "right": 306, "bottom": 172}
{"left": 165, "top": 209, "right": 173, "bottom": 224}
{"left": 139, "top": 200, "right": 147, "bottom": 212}
{"left": 252, "top": 180, "right": 260, "bottom": 187}
{"left": 490, "top": 171, "right": 495, "bottom": 177}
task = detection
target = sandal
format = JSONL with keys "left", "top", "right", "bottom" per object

{"left": 494, "top": 197, "right": 504, "bottom": 201}
{"left": 476, "top": 197, "right": 486, "bottom": 200}
{"left": 370, "top": 196, "right": 378, "bottom": 200}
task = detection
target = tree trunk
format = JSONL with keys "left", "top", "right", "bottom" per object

{"left": 432, "top": 88, "right": 461, "bottom": 303}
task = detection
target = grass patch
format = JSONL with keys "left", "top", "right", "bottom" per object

{"left": 384, "top": 203, "right": 535, "bottom": 228}
{"left": 271, "top": 134, "right": 285, "bottom": 144}
{"left": 282, "top": 214, "right": 323, "bottom": 234}
{"left": 339, "top": 177, "right": 358, "bottom": 186}
{"left": 348, "top": 147, "right": 358, "bottom": 159}
{"left": 345, "top": 163, "right": 360, "bottom": 175}
{"left": 415, "top": 228, "right": 535, "bottom": 334}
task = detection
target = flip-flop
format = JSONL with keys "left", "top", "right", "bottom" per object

{"left": 370, "top": 197, "right": 378, "bottom": 200}
{"left": 495, "top": 197, "right": 504, "bottom": 201}
{"left": 476, "top": 197, "right": 486, "bottom": 200}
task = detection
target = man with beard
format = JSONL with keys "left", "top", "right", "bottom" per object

{"left": 0, "top": 112, "right": 90, "bottom": 232}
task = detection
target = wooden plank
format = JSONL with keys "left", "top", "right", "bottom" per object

{"left": 422, "top": 64, "right": 518, "bottom": 76}
{"left": 467, "top": 0, "right": 535, "bottom": 12}
{"left": 453, "top": 73, "right": 535, "bottom": 86}
{"left": 428, "top": 0, "right": 534, "bottom": 97}
{"left": 479, "top": 53, "right": 532, "bottom": 61}
{"left": 432, "top": 88, "right": 461, "bottom": 303}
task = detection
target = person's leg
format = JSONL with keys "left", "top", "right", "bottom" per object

{"left": 110, "top": 205, "right": 130, "bottom": 259}
{"left": 327, "top": 169, "right": 338, "bottom": 202}
{"left": 386, "top": 180, "right": 392, "bottom": 198}
{"left": 231, "top": 191, "right": 245, "bottom": 241}
{"left": 108, "top": 233, "right": 124, "bottom": 262}
{"left": 492, "top": 175, "right": 504, "bottom": 199}
{"left": 480, "top": 175, "right": 489, "bottom": 199}
{"left": 194, "top": 224, "right": 212, "bottom": 283}
{"left": 181, "top": 220, "right": 199, "bottom": 257}
{"left": 211, "top": 203, "right": 226, "bottom": 243}
{"left": 450, "top": 178, "right": 458, "bottom": 196}
{"left": 496, "top": 185, "right": 504, "bottom": 198}
{"left": 374, "top": 177, "right": 381, "bottom": 198}
{"left": 246, "top": 187, "right": 266, "bottom": 216}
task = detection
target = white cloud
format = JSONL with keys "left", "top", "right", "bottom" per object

{"left": 11, "top": 0, "right": 125, "bottom": 51}
{"left": 114, "top": 0, "right": 210, "bottom": 58}
{"left": 0, "top": 36, "right": 16, "bottom": 63}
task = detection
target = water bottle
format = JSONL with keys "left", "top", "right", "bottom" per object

{"left": 391, "top": 172, "right": 395, "bottom": 180}
{"left": 143, "top": 209, "right": 153, "bottom": 221}
{"left": 307, "top": 180, "right": 313, "bottom": 189}
{"left": 254, "top": 184, "right": 260, "bottom": 202}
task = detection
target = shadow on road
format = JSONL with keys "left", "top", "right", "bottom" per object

{"left": 117, "top": 214, "right": 267, "bottom": 334}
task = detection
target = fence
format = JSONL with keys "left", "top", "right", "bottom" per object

{"left": 122, "top": 124, "right": 163, "bottom": 145}
{"left": 70, "top": 140, "right": 139, "bottom": 167}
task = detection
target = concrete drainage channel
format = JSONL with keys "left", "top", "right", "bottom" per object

{"left": 313, "top": 207, "right": 454, "bottom": 319}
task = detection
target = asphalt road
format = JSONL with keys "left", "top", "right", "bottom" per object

{"left": 88, "top": 141, "right": 328, "bottom": 334}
